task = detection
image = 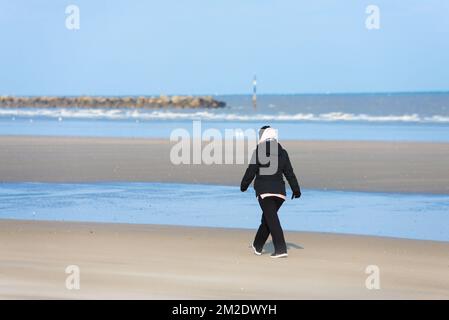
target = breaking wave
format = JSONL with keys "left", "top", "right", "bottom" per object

{"left": 1, "top": 108, "right": 449, "bottom": 123}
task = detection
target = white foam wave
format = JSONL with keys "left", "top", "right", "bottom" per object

{"left": 0, "top": 108, "right": 448, "bottom": 123}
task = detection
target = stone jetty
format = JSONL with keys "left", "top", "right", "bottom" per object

{"left": 0, "top": 95, "right": 226, "bottom": 109}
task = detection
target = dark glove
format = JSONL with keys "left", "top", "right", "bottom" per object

{"left": 240, "top": 186, "right": 247, "bottom": 192}
{"left": 291, "top": 190, "right": 301, "bottom": 199}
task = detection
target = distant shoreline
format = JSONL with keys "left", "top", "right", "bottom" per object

{"left": 0, "top": 95, "right": 226, "bottom": 109}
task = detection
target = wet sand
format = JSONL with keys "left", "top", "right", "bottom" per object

{"left": 0, "top": 136, "right": 448, "bottom": 194}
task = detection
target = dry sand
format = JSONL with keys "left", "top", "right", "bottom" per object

{"left": 1, "top": 136, "right": 449, "bottom": 194}
{"left": 0, "top": 219, "right": 448, "bottom": 299}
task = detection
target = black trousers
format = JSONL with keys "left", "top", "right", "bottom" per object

{"left": 253, "top": 196, "right": 287, "bottom": 254}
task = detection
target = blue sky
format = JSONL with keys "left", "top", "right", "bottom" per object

{"left": 1, "top": 0, "right": 448, "bottom": 95}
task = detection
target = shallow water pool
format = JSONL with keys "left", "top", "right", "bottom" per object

{"left": 0, "top": 182, "right": 448, "bottom": 242}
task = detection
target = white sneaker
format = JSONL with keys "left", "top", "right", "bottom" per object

{"left": 251, "top": 244, "right": 262, "bottom": 256}
{"left": 270, "top": 252, "right": 288, "bottom": 258}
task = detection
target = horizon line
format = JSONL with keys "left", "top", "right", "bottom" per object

{"left": 2, "top": 90, "right": 449, "bottom": 97}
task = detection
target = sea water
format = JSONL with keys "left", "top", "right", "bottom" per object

{"left": 1, "top": 182, "right": 448, "bottom": 242}
{"left": 1, "top": 93, "right": 449, "bottom": 142}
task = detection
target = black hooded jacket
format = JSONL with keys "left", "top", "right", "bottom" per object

{"left": 240, "top": 140, "right": 300, "bottom": 197}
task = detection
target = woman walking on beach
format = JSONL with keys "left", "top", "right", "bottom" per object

{"left": 240, "top": 126, "right": 301, "bottom": 258}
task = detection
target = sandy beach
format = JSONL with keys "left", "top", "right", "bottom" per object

{"left": 1, "top": 135, "right": 449, "bottom": 299}
{"left": 1, "top": 136, "right": 449, "bottom": 194}
{"left": 1, "top": 219, "right": 448, "bottom": 299}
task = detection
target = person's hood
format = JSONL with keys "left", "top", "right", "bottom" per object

{"left": 258, "top": 127, "right": 278, "bottom": 144}
{"left": 257, "top": 128, "right": 281, "bottom": 157}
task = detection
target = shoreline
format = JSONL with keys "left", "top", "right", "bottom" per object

{"left": 3, "top": 134, "right": 449, "bottom": 144}
{"left": 1, "top": 135, "right": 448, "bottom": 194}
{"left": 2, "top": 217, "right": 449, "bottom": 244}
{"left": 1, "top": 219, "right": 448, "bottom": 299}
